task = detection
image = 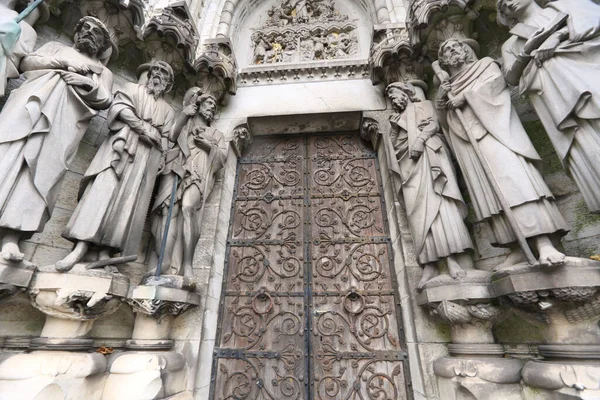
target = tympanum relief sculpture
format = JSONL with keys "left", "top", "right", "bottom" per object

{"left": 149, "top": 86, "right": 227, "bottom": 278}
{"left": 0, "top": 16, "right": 114, "bottom": 264}
{"left": 251, "top": 0, "right": 358, "bottom": 64}
{"left": 55, "top": 61, "right": 177, "bottom": 272}
{"left": 498, "top": 0, "right": 600, "bottom": 214}
{"left": 385, "top": 82, "right": 474, "bottom": 290}
{"left": 434, "top": 38, "right": 568, "bottom": 269}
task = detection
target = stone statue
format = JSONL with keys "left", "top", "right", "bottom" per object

{"left": 149, "top": 87, "right": 227, "bottom": 278}
{"left": 498, "top": 0, "right": 600, "bottom": 213}
{"left": 55, "top": 61, "right": 177, "bottom": 272}
{"left": 0, "top": 16, "right": 113, "bottom": 262}
{"left": 435, "top": 39, "right": 568, "bottom": 269}
{"left": 0, "top": 0, "right": 48, "bottom": 94}
{"left": 252, "top": 33, "right": 271, "bottom": 64}
{"left": 385, "top": 82, "right": 474, "bottom": 290}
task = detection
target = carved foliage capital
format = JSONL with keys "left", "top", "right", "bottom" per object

{"left": 30, "top": 287, "right": 121, "bottom": 320}
{"left": 127, "top": 298, "right": 194, "bottom": 321}
{"left": 433, "top": 300, "right": 503, "bottom": 327}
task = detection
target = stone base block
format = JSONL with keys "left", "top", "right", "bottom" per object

{"left": 0, "top": 351, "right": 107, "bottom": 400}
{"left": 434, "top": 356, "right": 524, "bottom": 400}
{"left": 522, "top": 359, "right": 600, "bottom": 400}
{"left": 102, "top": 351, "right": 188, "bottom": 400}
{"left": 0, "top": 259, "right": 35, "bottom": 299}
{"left": 417, "top": 270, "right": 492, "bottom": 305}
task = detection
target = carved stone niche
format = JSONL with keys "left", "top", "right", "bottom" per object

{"left": 492, "top": 257, "right": 600, "bottom": 399}
{"left": 192, "top": 37, "right": 238, "bottom": 104}
{"left": 142, "top": 1, "right": 198, "bottom": 76}
{"left": 419, "top": 271, "right": 525, "bottom": 400}
{"left": 369, "top": 24, "right": 423, "bottom": 88}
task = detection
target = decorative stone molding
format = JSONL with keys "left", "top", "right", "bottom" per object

{"left": 0, "top": 259, "right": 35, "bottom": 301}
{"left": 369, "top": 24, "right": 422, "bottom": 87}
{"left": 142, "top": 1, "right": 198, "bottom": 75}
{"left": 239, "top": 59, "right": 369, "bottom": 87}
{"left": 193, "top": 37, "right": 238, "bottom": 103}
{"left": 28, "top": 264, "right": 129, "bottom": 350}
{"left": 231, "top": 123, "right": 252, "bottom": 158}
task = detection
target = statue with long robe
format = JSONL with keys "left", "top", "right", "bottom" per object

{"left": 498, "top": 0, "right": 600, "bottom": 213}
{"left": 0, "top": 16, "right": 113, "bottom": 262}
{"left": 149, "top": 87, "right": 227, "bottom": 278}
{"left": 385, "top": 82, "right": 474, "bottom": 290}
{"left": 436, "top": 39, "right": 568, "bottom": 268}
{"left": 55, "top": 61, "right": 176, "bottom": 272}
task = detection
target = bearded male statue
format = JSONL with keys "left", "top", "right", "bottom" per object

{"left": 435, "top": 38, "right": 568, "bottom": 269}
{"left": 55, "top": 61, "right": 178, "bottom": 272}
{"left": 385, "top": 82, "right": 474, "bottom": 290}
{"left": 498, "top": 0, "right": 600, "bottom": 213}
{"left": 0, "top": 16, "right": 113, "bottom": 263}
{"left": 149, "top": 87, "right": 227, "bottom": 278}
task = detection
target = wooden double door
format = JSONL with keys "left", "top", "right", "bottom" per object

{"left": 210, "top": 133, "right": 410, "bottom": 400}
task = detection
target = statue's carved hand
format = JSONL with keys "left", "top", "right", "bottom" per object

{"left": 62, "top": 59, "right": 91, "bottom": 74}
{"left": 59, "top": 71, "right": 94, "bottom": 90}
{"left": 409, "top": 139, "right": 425, "bottom": 160}
{"left": 438, "top": 81, "right": 451, "bottom": 99}
{"left": 183, "top": 104, "right": 197, "bottom": 116}
{"left": 532, "top": 33, "right": 561, "bottom": 66}
{"left": 446, "top": 94, "right": 466, "bottom": 110}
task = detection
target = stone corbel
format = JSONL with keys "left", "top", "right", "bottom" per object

{"left": 369, "top": 24, "right": 423, "bottom": 88}
{"left": 142, "top": 1, "right": 199, "bottom": 76}
{"left": 231, "top": 123, "right": 252, "bottom": 158}
{"left": 192, "top": 37, "right": 238, "bottom": 104}
{"left": 0, "top": 259, "right": 35, "bottom": 302}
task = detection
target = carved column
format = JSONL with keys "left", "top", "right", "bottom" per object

{"left": 492, "top": 258, "right": 600, "bottom": 399}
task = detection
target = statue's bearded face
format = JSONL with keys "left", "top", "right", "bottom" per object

{"left": 389, "top": 88, "right": 409, "bottom": 112}
{"left": 146, "top": 65, "right": 172, "bottom": 98}
{"left": 199, "top": 97, "right": 217, "bottom": 123}
{"left": 75, "top": 20, "right": 105, "bottom": 55}
{"left": 440, "top": 40, "right": 468, "bottom": 67}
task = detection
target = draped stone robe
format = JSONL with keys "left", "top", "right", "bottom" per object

{"left": 63, "top": 83, "right": 175, "bottom": 256}
{"left": 444, "top": 57, "right": 568, "bottom": 246}
{"left": 502, "top": 0, "right": 600, "bottom": 212}
{"left": 0, "top": 42, "right": 113, "bottom": 236}
{"left": 388, "top": 101, "right": 473, "bottom": 264}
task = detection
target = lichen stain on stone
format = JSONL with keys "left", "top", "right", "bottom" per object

{"left": 494, "top": 314, "right": 544, "bottom": 344}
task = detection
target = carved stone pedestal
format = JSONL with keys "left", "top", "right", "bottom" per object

{"left": 101, "top": 275, "right": 199, "bottom": 400}
{"left": 492, "top": 257, "right": 600, "bottom": 399}
{"left": 420, "top": 271, "right": 524, "bottom": 399}
{"left": 0, "top": 351, "right": 107, "bottom": 400}
{"left": 0, "top": 259, "right": 35, "bottom": 300}
{"left": 28, "top": 264, "right": 129, "bottom": 350}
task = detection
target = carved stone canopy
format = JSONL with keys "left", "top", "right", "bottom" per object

{"left": 192, "top": 37, "right": 238, "bottom": 103}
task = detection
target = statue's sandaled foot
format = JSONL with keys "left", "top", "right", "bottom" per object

{"left": 535, "top": 236, "right": 566, "bottom": 267}
{"left": 417, "top": 263, "right": 439, "bottom": 291}
{"left": 447, "top": 257, "right": 467, "bottom": 279}
{"left": 182, "top": 264, "right": 193, "bottom": 279}
{"left": 1, "top": 243, "right": 24, "bottom": 262}
{"left": 494, "top": 249, "right": 527, "bottom": 272}
{"left": 55, "top": 241, "right": 89, "bottom": 272}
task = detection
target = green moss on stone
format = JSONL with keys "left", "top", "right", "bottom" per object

{"left": 522, "top": 120, "right": 563, "bottom": 174}
{"left": 435, "top": 322, "right": 452, "bottom": 342}
{"left": 573, "top": 199, "right": 600, "bottom": 235}
{"left": 494, "top": 313, "right": 544, "bottom": 344}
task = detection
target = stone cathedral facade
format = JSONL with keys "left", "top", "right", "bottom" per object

{"left": 1, "top": 0, "right": 600, "bottom": 398}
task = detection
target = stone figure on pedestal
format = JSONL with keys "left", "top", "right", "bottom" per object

{"left": 55, "top": 61, "right": 177, "bottom": 272}
{"left": 149, "top": 87, "right": 227, "bottom": 278}
{"left": 0, "top": 0, "right": 49, "bottom": 94}
{"left": 385, "top": 82, "right": 474, "bottom": 290}
{"left": 435, "top": 39, "right": 568, "bottom": 268}
{"left": 498, "top": 0, "right": 600, "bottom": 213}
{"left": 0, "top": 16, "right": 113, "bottom": 262}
